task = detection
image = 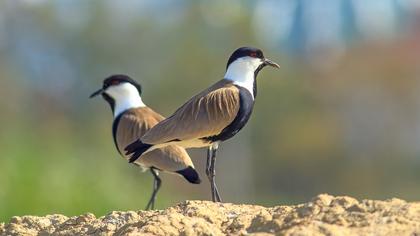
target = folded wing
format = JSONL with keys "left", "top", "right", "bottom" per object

{"left": 140, "top": 79, "right": 241, "bottom": 144}
{"left": 116, "top": 107, "right": 195, "bottom": 173}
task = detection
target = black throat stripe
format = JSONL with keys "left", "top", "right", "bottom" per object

{"left": 102, "top": 93, "right": 115, "bottom": 113}
{"left": 112, "top": 112, "right": 125, "bottom": 155}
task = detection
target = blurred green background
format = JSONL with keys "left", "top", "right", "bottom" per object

{"left": 1, "top": 0, "right": 420, "bottom": 221}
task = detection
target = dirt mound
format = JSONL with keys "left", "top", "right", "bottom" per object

{"left": 1, "top": 194, "right": 420, "bottom": 235}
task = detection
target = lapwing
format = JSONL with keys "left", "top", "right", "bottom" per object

{"left": 125, "top": 47, "right": 279, "bottom": 202}
{"left": 90, "top": 74, "right": 201, "bottom": 209}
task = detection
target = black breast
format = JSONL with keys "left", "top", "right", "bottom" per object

{"left": 204, "top": 86, "right": 255, "bottom": 142}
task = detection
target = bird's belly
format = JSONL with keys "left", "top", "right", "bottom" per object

{"left": 132, "top": 162, "right": 149, "bottom": 172}
{"left": 170, "top": 139, "right": 211, "bottom": 149}
{"left": 122, "top": 154, "right": 150, "bottom": 171}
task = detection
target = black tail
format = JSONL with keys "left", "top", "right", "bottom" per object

{"left": 125, "top": 139, "right": 152, "bottom": 163}
{"left": 176, "top": 166, "right": 201, "bottom": 184}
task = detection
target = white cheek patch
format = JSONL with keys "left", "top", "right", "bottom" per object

{"left": 106, "top": 83, "right": 135, "bottom": 98}
{"left": 224, "top": 57, "right": 262, "bottom": 98}
{"left": 106, "top": 83, "right": 146, "bottom": 117}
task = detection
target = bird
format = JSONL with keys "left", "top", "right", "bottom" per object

{"left": 125, "top": 47, "right": 279, "bottom": 202}
{"left": 90, "top": 74, "right": 201, "bottom": 210}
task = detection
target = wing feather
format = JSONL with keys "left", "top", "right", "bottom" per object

{"left": 116, "top": 107, "right": 194, "bottom": 172}
{"left": 141, "top": 79, "right": 241, "bottom": 144}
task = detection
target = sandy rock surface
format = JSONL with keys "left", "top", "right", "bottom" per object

{"left": 1, "top": 194, "right": 420, "bottom": 235}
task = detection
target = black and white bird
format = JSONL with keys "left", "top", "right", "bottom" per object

{"left": 125, "top": 47, "right": 279, "bottom": 202}
{"left": 90, "top": 75, "right": 201, "bottom": 210}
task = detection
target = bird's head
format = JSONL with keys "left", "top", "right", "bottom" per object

{"left": 226, "top": 47, "right": 280, "bottom": 77}
{"left": 225, "top": 47, "right": 279, "bottom": 97}
{"left": 90, "top": 74, "right": 145, "bottom": 116}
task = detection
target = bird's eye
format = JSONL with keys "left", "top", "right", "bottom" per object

{"left": 111, "top": 80, "right": 120, "bottom": 85}
{"left": 250, "top": 52, "right": 257, "bottom": 57}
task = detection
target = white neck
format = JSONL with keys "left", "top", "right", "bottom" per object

{"left": 224, "top": 57, "right": 261, "bottom": 98}
{"left": 105, "top": 82, "right": 146, "bottom": 117}
{"left": 114, "top": 95, "right": 145, "bottom": 117}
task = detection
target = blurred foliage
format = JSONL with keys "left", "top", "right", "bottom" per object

{"left": 0, "top": 1, "right": 420, "bottom": 221}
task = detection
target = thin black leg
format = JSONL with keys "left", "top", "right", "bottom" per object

{"left": 145, "top": 168, "right": 161, "bottom": 210}
{"left": 205, "top": 148, "right": 215, "bottom": 201}
{"left": 206, "top": 148, "right": 211, "bottom": 179}
{"left": 210, "top": 147, "right": 222, "bottom": 202}
{"left": 205, "top": 146, "right": 222, "bottom": 202}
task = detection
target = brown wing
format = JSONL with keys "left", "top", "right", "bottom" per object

{"left": 141, "top": 79, "right": 241, "bottom": 144}
{"left": 115, "top": 107, "right": 194, "bottom": 172}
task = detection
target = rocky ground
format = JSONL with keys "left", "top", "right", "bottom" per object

{"left": 1, "top": 194, "right": 420, "bottom": 235}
